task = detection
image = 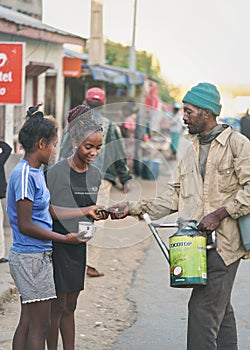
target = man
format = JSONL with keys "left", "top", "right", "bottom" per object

{"left": 59, "top": 87, "right": 132, "bottom": 277}
{"left": 85, "top": 87, "right": 132, "bottom": 276}
{"left": 0, "top": 140, "right": 12, "bottom": 263}
{"left": 85, "top": 87, "right": 132, "bottom": 194}
{"left": 240, "top": 108, "right": 250, "bottom": 140}
{"left": 110, "top": 82, "right": 250, "bottom": 349}
{"left": 168, "top": 102, "right": 184, "bottom": 160}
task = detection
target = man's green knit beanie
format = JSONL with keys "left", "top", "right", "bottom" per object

{"left": 182, "top": 82, "right": 222, "bottom": 116}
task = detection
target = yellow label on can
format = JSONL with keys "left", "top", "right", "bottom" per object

{"left": 169, "top": 235, "right": 207, "bottom": 288}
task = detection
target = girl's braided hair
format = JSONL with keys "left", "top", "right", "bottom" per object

{"left": 18, "top": 103, "right": 57, "bottom": 152}
{"left": 67, "top": 104, "right": 103, "bottom": 145}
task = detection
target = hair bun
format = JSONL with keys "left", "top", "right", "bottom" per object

{"left": 67, "top": 104, "right": 92, "bottom": 124}
{"left": 26, "top": 103, "right": 43, "bottom": 120}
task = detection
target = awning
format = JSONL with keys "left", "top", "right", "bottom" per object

{"left": 63, "top": 49, "right": 145, "bottom": 85}
{"left": 64, "top": 47, "right": 88, "bottom": 61}
{"left": 26, "top": 61, "right": 54, "bottom": 77}
{"left": 88, "top": 65, "right": 145, "bottom": 85}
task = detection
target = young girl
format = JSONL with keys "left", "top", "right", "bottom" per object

{"left": 46, "top": 105, "right": 107, "bottom": 350}
{"left": 7, "top": 105, "right": 103, "bottom": 350}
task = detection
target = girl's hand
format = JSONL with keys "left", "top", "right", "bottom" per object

{"left": 64, "top": 233, "right": 89, "bottom": 244}
{"left": 95, "top": 208, "right": 110, "bottom": 220}
{"left": 74, "top": 230, "right": 92, "bottom": 242}
{"left": 81, "top": 205, "right": 108, "bottom": 221}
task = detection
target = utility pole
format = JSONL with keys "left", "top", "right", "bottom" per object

{"left": 129, "top": 0, "right": 137, "bottom": 97}
{"left": 88, "top": 0, "right": 105, "bottom": 66}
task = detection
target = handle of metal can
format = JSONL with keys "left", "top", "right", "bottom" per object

{"left": 144, "top": 214, "right": 216, "bottom": 250}
{"left": 143, "top": 213, "right": 170, "bottom": 264}
{"left": 152, "top": 222, "right": 179, "bottom": 228}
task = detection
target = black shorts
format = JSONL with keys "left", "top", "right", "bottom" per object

{"left": 52, "top": 242, "right": 86, "bottom": 293}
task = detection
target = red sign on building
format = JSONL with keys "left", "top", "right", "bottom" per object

{"left": 0, "top": 42, "right": 25, "bottom": 105}
{"left": 63, "top": 57, "right": 82, "bottom": 78}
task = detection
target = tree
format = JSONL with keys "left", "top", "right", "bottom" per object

{"left": 105, "top": 39, "right": 180, "bottom": 103}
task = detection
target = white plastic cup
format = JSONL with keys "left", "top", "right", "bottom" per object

{"left": 77, "top": 221, "right": 96, "bottom": 241}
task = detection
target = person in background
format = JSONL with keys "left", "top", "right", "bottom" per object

{"left": 240, "top": 108, "right": 250, "bottom": 140}
{"left": 0, "top": 140, "right": 12, "bottom": 263}
{"left": 159, "top": 106, "right": 171, "bottom": 136}
{"left": 125, "top": 100, "right": 142, "bottom": 177}
{"left": 85, "top": 87, "right": 132, "bottom": 193}
{"left": 110, "top": 82, "right": 250, "bottom": 350}
{"left": 168, "top": 102, "right": 184, "bottom": 160}
{"left": 119, "top": 102, "right": 137, "bottom": 174}
{"left": 85, "top": 89, "right": 132, "bottom": 276}
{"left": 46, "top": 105, "right": 108, "bottom": 350}
{"left": 7, "top": 105, "right": 102, "bottom": 350}
{"left": 59, "top": 88, "right": 132, "bottom": 277}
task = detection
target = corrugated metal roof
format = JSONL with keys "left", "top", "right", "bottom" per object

{"left": 0, "top": 5, "right": 86, "bottom": 40}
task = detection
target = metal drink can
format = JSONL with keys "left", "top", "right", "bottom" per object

{"left": 169, "top": 234, "right": 207, "bottom": 287}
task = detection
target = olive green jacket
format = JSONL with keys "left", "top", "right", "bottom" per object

{"left": 130, "top": 126, "right": 250, "bottom": 265}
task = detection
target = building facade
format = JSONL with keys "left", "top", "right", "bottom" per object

{"left": 0, "top": 1, "right": 86, "bottom": 149}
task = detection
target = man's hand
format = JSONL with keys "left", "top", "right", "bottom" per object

{"left": 109, "top": 202, "right": 130, "bottom": 219}
{"left": 197, "top": 207, "right": 229, "bottom": 234}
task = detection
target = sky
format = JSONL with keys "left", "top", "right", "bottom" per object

{"left": 43, "top": 0, "right": 250, "bottom": 88}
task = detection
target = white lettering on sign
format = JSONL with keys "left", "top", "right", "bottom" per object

{"left": 0, "top": 53, "right": 7, "bottom": 67}
{"left": 0, "top": 72, "right": 12, "bottom": 82}
{"left": 0, "top": 87, "right": 6, "bottom": 95}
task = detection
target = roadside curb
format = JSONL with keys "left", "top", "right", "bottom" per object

{"left": 0, "top": 226, "right": 17, "bottom": 309}
{"left": 0, "top": 284, "right": 17, "bottom": 309}
{"left": 0, "top": 269, "right": 17, "bottom": 309}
